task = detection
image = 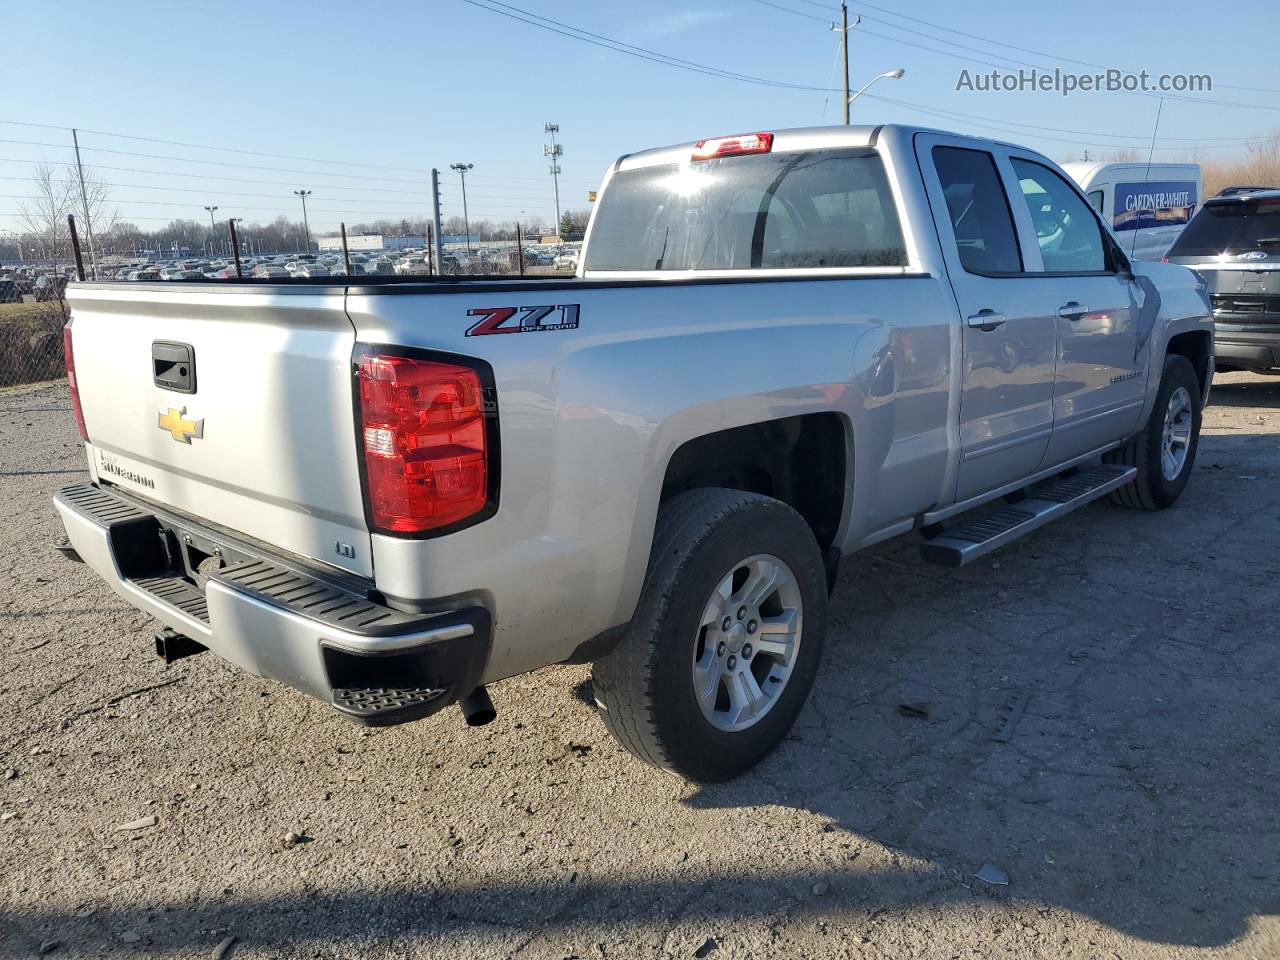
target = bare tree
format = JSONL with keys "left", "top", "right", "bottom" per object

{"left": 15, "top": 162, "right": 119, "bottom": 274}
{"left": 17, "top": 163, "right": 75, "bottom": 266}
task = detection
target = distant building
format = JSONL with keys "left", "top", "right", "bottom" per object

{"left": 317, "top": 234, "right": 425, "bottom": 252}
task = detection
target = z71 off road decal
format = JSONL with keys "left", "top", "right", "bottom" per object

{"left": 465, "top": 304, "right": 580, "bottom": 336}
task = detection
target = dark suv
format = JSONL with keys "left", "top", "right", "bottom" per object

{"left": 1166, "top": 189, "right": 1280, "bottom": 374}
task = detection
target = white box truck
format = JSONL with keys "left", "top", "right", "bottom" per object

{"left": 1062, "top": 161, "right": 1201, "bottom": 262}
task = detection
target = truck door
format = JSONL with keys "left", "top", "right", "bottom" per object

{"left": 1002, "top": 155, "right": 1145, "bottom": 466}
{"left": 916, "top": 134, "right": 1057, "bottom": 501}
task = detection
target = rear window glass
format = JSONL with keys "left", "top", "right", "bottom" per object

{"left": 1167, "top": 199, "right": 1280, "bottom": 256}
{"left": 584, "top": 148, "right": 907, "bottom": 271}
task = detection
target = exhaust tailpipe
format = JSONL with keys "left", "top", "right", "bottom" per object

{"left": 458, "top": 685, "right": 496, "bottom": 727}
{"left": 154, "top": 628, "right": 206, "bottom": 664}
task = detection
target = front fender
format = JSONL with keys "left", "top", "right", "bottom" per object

{"left": 1132, "top": 261, "right": 1214, "bottom": 424}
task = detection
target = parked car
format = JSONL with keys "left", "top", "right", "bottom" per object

{"left": 293, "top": 264, "right": 330, "bottom": 278}
{"left": 393, "top": 256, "right": 430, "bottom": 276}
{"left": 252, "top": 265, "right": 289, "bottom": 279}
{"left": 0, "top": 278, "right": 21, "bottom": 303}
{"left": 54, "top": 124, "right": 1212, "bottom": 783}
{"left": 1165, "top": 188, "right": 1280, "bottom": 374}
{"left": 33, "top": 274, "right": 68, "bottom": 301}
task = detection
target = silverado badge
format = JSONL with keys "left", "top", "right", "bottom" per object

{"left": 158, "top": 407, "right": 205, "bottom": 444}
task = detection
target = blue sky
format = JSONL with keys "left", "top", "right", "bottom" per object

{"left": 1, "top": 0, "right": 1277, "bottom": 235}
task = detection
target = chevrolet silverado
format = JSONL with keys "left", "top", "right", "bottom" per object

{"left": 54, "top": 125, "right": 1214, "bottom": 782}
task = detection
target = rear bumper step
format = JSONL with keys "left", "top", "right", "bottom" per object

{"left": 920, "top": 464, "right": 1136, "bottom": 568}
{"left": 54, "top": 482, "right": 491, "bottom": 726}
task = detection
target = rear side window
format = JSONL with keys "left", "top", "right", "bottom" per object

{"left": 584, "top": 148, "right": 907, "bottom": 271}
{"left": 1167, "top": 198, "right": 1280, "bottom": 256}
{"left": 931, "top": 146, "right": 1022, "bottom": 274}
{"left": 1010, "top": 158, "right": 1107, "bottom": 273}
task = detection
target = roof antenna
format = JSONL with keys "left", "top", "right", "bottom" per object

{"left": 1131, "top": 96, "right": 1164, "bottom": 259}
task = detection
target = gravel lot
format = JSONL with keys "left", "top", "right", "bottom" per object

{"left": 2, "top": 374, "right": 1278, "bottom": 960}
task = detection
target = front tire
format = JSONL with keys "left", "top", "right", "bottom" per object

{"left": 591, "top": 489, "right": 828, "bottom": 783}
{"left": 1105, "top": 354, "right": 1202, "bottom": 510}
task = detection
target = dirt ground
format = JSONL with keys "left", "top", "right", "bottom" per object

{"left": 1, "top": 373, "right": 1278, "bottom": 960}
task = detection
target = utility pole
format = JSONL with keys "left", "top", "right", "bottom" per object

{"left": 450, "top": 163, "right": 473, "bottom": 254}
{"left": 544, "top": 123, "right": 563, "bottom": 233}
{"left": 293, "top": 190, "right": 312, "bottom": 251}
{"left": 71, "top": 129, "right": 98, "bottom": 278}
{"left": 430, "top": 168, "right": 445, "bottom": 273}
{"left": 833, "top": 5, "right": 859, "bottom": 125}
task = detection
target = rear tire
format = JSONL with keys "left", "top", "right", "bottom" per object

{"left": 591, "top": 489, "right": 828, "bottom": 783}
{"left": 1105, "top": 354, "right": 1202, "bottom": 510}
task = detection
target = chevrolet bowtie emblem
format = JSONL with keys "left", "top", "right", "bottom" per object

{"left": 158, "top": 407, "right": 204, "bottom": 444}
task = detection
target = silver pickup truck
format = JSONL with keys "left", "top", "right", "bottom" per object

{"left": 54, "top": 124, "right": 1213, "bottom": 783}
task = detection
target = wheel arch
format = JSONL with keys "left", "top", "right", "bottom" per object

{"left": 657, "top": 412, "right": 852, "bottom": 553}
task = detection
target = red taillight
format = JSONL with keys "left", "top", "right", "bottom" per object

{"left": 356, "top": 353, "right": 491, "bottom": 534}
{"left": 691, "top": 132, "right": 774, "bottom": 161}
{"left": 63, "top": 322, "right": 87, "bottom": 440}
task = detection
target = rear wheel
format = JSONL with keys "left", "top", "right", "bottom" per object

{"left": 1105, "top": 354, "right": 1202, "bottom": 510}
{"left": 591, "top": 489, "right": 828, "bottom": 783}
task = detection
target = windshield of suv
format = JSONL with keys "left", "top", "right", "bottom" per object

{"left": 1167, "top": 198, "right": 1280, "bottom": 256}
{"left": 584, "top": 148, "right": 907, "bottom": 272}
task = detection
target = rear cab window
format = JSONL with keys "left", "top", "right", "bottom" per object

{"left": 930, "top": 146, "right": 1023, "bottom": 274}
{"left": 584, "top": 148, "right": 908, "bottom": 272}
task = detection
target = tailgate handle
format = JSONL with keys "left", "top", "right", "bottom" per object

{"left": 153, "top": 341, "right": 196, "bottom": 394}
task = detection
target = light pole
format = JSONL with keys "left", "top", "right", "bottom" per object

{"left": 847, "top": 68, "right": 905, "bottom": 110}
{"left": 293, "top": 190, "right": 312, "bottom": 252}
{"left": 450, "top": 163, "right": 473, "bottom": 254}
{"left": 203, "top": 206, "right": 218, "bottom": 256}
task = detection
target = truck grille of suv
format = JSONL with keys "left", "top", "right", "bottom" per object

{"left": 1210, "top": 294, "right": 1280, "bottom": 323}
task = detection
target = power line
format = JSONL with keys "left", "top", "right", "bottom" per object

{"left": 858, "top": 91, "right": 1233, "bottom": 152}
{"left": 0, "top": 119, "right": 432, "bottom": 173}
{"left": 0, "top": 156, "right": 439, "bottom": 196}
{"left": 857, "top": 93, "right": 1269, "bottom": 149}
{"left": 458, "top": 0, "right": 830, "bottom": 91}
{"left": 846, "top": 0, "right": 1280, "bottom": 96}
{"left": 0, "top": 137, "right": 441, "bottom": 184}
{"left": 747, "top": 0, "right": 829, "bottom": 24}
{"left": 747, "top": 0, "right": 1280, "bottom": 110}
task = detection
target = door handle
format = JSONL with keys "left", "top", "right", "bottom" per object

{"left": 966, "top": 310, "right": 1006, "bottom": 331}
{"left": 1058, "top": 302, "right": 1089, "bottom": 319}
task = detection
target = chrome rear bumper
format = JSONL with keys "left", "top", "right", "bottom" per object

{"left": 54, "top": 482, "right": 490, "bottom": 725}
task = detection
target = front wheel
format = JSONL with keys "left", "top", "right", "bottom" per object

{"left": 1105, "top": 354, "right": 1203, "bottom": 510}
{"left": 591, "top": 489, "right": 828, "bottom": 783}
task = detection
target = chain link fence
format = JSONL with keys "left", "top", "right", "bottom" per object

{"left": 0, "top": 286, "right": 67, "bottom": 388}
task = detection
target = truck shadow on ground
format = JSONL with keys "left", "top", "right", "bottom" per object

{"left": 683, "top": 434, "right": 1280, "bottom": 949}
{"left": 1207, "top": 375, "right": 1280, "bottom": 408}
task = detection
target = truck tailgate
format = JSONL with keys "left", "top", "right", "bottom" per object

{"left": 67, "top": 283, "right": 371, "bottom": 577}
